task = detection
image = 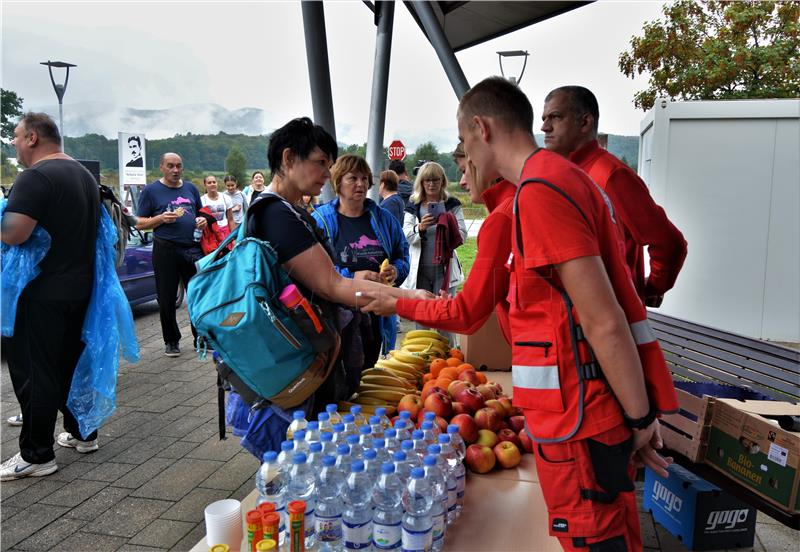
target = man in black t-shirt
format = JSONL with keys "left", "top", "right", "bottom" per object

{"left": 1, "top": 113, "right": 101, "bottom": 481}
{"left": 135, "top": 152, "right": 205, "bottom": 356}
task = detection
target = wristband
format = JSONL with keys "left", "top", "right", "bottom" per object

{"left": 623, "top": 409, "right": 656, "bottom": 430}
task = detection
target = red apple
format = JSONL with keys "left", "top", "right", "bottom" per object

{"left": 421, "top": 385, "right": 447, "bottom": 403}
{"left": 511, "top": 406, "right": 524, "bottom": 417}
{"left": 458, "top": 369, "right": 481, "bottom": 386}
{"left": 518, "top": 429, "right": 534, "bottom": 453}
{"left": 497, "top": 428, "right": 522, "bottom": 448}
{"left": 423, "top": 391, "right": 453, "bottom": 419}
{"left": 450, "top": 413, "right": 479, "bottom": 444}
{"left": 454, "top": 387, "right": 485, "bottom": 414}
{"left": 475, "top": 429, "right": 499, "bottom": 449}
{"left": 390, "top": 415, "right": 400, "bottom": 427}
{"left": 498, "top": 397, "right": 515, "bottom": 418}
{"left": 496, "top": 420, "right": 509, "bottom": 431}
{"left": 484, "top": 399, "right": 505, "bottom": 418}
{"left": 475, "top": 384, "right": 497, "bottom": 402}
{"left": 486, "top": 381, "right": 504, "bottom": 395}
{"left": 398, "top": 394, "right": 423, "bottom": 420}
{"left": 493, "top": 441, "right": 522, "bottom": 469}
{"left": 447, "top": 380, "right": 472, "bottom": 400}
{"left": 434, "top": 416, "right": 449, "bottom": 434}
{"left": 474, "top": 407, "right": 502, "bottom": 432}
{"left": 507, "top": 415, "right": 526, "bottom": 435}
{"left": 451, "top": 401, "right": 468, "bottom": 416}
{"left": 465, "top": 444, "right": 496, "bottom": 474}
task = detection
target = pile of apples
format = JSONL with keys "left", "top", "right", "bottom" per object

{"left": 395, "top": 354, "right": 532, "bottom": 474}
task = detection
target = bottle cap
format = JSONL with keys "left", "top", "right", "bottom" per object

{"left": 438, "top": 434, "right": 451, "bottom": 444}
{"left": 310, "top": 442, "right": 322, "bottom": 453}
{"left": 318, "top": 412, "right": 330, "bottom": 422}
{"left": 246, "top": 510, "right": 262, "bottom": 524}
{"left": 423, "top": 455, "right": 437, "bottom": 466}
{"left": 359, "top": 425, "right": 371, "bottom": 435}
{"left": 292, "top": 453, "right": 307, "bottom": 464}
{"left": 279, "top": 284, "right": 303, "bottom": 308}
{"left": 322, "top": 455, "right": 336, "bottom": 467}
{"left": 287, "top": 500, "right": 306, "bottom": 515}
{"left": 369, "top": 416, "right": 381, "bottom": 425}
{"left": 326, "top": 404, "right": 338, "bottom": 414}
{"left": 293, "top": 410, "right": 306, "bottom": 420}
{"left": 427, "top": 444, "right": 441, "bottom": 455}
{"left": 364, "top": 449, "right": 377, "bottom": 460}
{"left": 399, "top": 411, "right": 412, "bottom": 420}
{"left": 412, "top": 430, "right": 425, "bottom": 440}
{"left": 351, "top": 461, "right": 365, "bottom": 472}
{"left": 410, "top": 467, "right": 425, "bottom": 479}
{"left": 294, "top": 430, "right": 306, "bottom": 440}
{"left": 333, "top": 423, "right": 345, "bottom": 432}
{"left": 394, "top": 420, "right": 406, "bottom": 429}
{"left": 447, "top": 424, "right": 459, "bottom": 434}
{"left": 343, "top": 414, "right": 355, "bottom": 423}
{"left": 281, "top": 441, "right": 293, "bottom": 452}
{"left": 337, "top": 444, "right": 350, "bottom": 455}
{"left": 401, "top": 440, "right": 413, "bottom": 451}
{"left": 320, "top": 432, "right": 333, "bottom": 442}
{"left": 384, "top": 429, "right": 397, "bottom": 438}
{"left": 375, "top": 407, "right": 387, "bottom": 416}
{"left": 393, "top": 451, "right": 406, "bottom": 461}
{"left": 347, "top": 435, "right": 360, "bottom": 445}
{"left": 307, "top": 421, "right": 319, "bottom": 430}
{"left": 262, "top": 451, "right": 278, "bottom": 462}
{"left": 424, "top": 412, "right": 436, "bottom": 421}
{"left": 351, "top": 405, "right": 362, "bottom": 415}
{"left": 258, "top": 503, "right": 276, "bottom": 514}
{"left": 373, "top": 438, "right": 385, "bottom": 448}
{"left": 421, "top": 421, "right": 434, "bottom": 430}
{"left": 261, "top": 512, "right": 280, "bottom": 526}
{"left": 210, "top": 545, "right": 230, "bottom": 552}
{"left": 381, "top": 462, "right": 395, "bottom": 474}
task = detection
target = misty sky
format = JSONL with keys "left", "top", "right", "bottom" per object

{"left": 2, "top": 0, "right": 664, "bottom": 150}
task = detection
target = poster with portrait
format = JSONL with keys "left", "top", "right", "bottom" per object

{"left": 118, "top": 132, "right": 146, "bottom": 199}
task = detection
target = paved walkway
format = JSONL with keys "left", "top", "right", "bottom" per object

{"left": 1, "top": 304, "right": 797, "bottom": 551}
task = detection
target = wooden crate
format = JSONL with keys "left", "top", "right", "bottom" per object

{"left": 660, "top": 387, "right": 715, "bottom": 462}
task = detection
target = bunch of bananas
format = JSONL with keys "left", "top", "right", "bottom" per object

{"left": 399, "top": 329, "right": 449, "bottom": 359}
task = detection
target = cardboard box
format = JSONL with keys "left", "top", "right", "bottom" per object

{"left": 704, "top": 398, "right": 800, "bottom": 513}
{"left": 457, "top": 311, "right": 511, "bottom": 371}
{"left": 644, "top": 464, "right": 756, "bottom": 550}
{"left": 661, "top": 388, "right": 716, "bottom": 463}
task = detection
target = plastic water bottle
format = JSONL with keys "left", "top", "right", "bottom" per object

{"left": 306, "top": 421, "right": 321, "bottom": 444}
{"left": 327, "top": 403, "right": 343, "bottom": 426}
{"left": 401, "top": 441, "right": 422, "bottom": 469}
{"left": 287, "top": 410, "right": 308, "bottom": 440}
{"left": 321, "top": 431, "right": 337, "bottom": 457}
{"left": 373, "top": 438, "right": 392, "bottom": 466}
{"left": 293, "top": 430, "right": 310, "bottom": 456}
{"left": 347, "top": 434, "right": 364, "bottom": 462}
{"left": 437, "top": 435, "right": 460, "bottom": 524}
{"left": 394, "top": 420, "right": 412, "bottom": 443}
{"left": 393, "top": 450, "right": 412, "bottom": 484}
{"left": 288, "top": 453, "right": 317, "bottom": 549}
{"left": 422, "top": 455, "right": 447, "bottom": 551}
{"left": 363, "top": 448, "right": 381, "bottom": 483}
{"left": 350, "top": 405, "right": 368, "bottom": 427}
{"left": 316, "top": 455, "right": 345, "bottom": 551}
{"left": 342, "top": 461, "right": 373, "bottom": 551}
{"left": 318, "top": 411, "right": 333, "bottom": 434}
{"left": 358, "top": 425, "right": 374, "bottom": 451}
{"left": 411, "top": 431, "right": 428, "bottom": 464}
{"left": 193, "top": 225, "right": 203, "bottom": 242}
{"left": 369, "top": 415, "right": 384, "bottom": 439}
{"left": 398, "top": 411, "right": 413, "bottom": 424}
{"left": 372, "top": 462, "right": 403, "bottom": 551}
{"left": 420, "top": 421, "right": 438, "bottom": 447}
{"left": 336, "top": 444, "right": 352, "bottom": 471}
{"left": 423, "top": 412, "right": 441, "bottom": 438}
{"left": 446, "top": 425, "right": 466, "bottom": 461}
{"left": 375, "top": 407, "right": 391, "bottom": 430}
{"left": 401, "top": 468, "right": 433, "bottom": 552}
{"left": 255, "top": 451, "right": 287, "bottom": 546}
{"left": 308, "top": 441, "right": 325, "bottom": 472}
{"left": 278, "top": 440, "right": 294, "bottom": 469}
{"left": 384, "top": 428, "right": 400, "bottom": 456}
{"left": 343, "top": 414, "right": 359, "bottom": 440}
{"left": 333, "top": 423, "right": 347, "bottom": 445}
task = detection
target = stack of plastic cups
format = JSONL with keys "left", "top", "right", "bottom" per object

{"left": 204, "top": 499, "right": 243, "bottom": 550}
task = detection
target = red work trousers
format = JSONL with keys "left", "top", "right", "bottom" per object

{"left": 533, "top": 423, "right": 642, "bottom": 551}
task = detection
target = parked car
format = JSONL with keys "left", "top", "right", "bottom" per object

{"left": 117, "top": 230, "right": 184, "bottom": 307}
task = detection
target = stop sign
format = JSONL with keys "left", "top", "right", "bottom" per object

{"left": 388, "top": 140, "right": 406, "bottom": 161}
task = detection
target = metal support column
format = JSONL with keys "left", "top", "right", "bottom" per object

{"left": 366, "top": 1, "right": 395, "bottom": 203}
{"left": 302, "top": 1, "right": 337, "bottom": 203}
{"left": 410, "top": 1, "right": 470, "bottom": 99}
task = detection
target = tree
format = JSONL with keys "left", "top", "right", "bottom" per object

{"left": 225, "top": 146, "right": 247, "bottom": 188}
{"left": 619, "top": 1, "right": 800, "bottom": 111}
{"left": 1, "top": 88, "right": 24, "bottom": 142}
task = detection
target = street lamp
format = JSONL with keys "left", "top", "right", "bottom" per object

{"left": 497, "top": 50, "right": 529, "bottom": 85}
{"left": 40, "top": 60, "right": 76, "bottom": 150}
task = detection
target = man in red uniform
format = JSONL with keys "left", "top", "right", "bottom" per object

{"left": 458, "top": 77, "right": 677, "bottom": 551}
{"left": 541, "top": 86, "right": 687, "bottom": 307}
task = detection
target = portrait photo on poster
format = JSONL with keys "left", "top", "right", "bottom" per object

{"left": 126, "top": 135, "right": 144, "bottom": 167}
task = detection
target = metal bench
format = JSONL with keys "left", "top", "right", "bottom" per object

{"left": 648, "top": 311, "right": 800, "bottom": 528}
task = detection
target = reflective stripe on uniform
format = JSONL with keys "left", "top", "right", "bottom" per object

{"left": 512, "top": 365, "right": 560, "bottom": 390}
{"left": 630, "top": 320, "right": 657, "bottom": 345}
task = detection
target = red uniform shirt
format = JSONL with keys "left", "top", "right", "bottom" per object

{"left": 396, "top": 180, "right": 515, "bottom": 342}
{"left": 510, "top": 149, "right": 677, "bottom": 443}
{"left": 570, "top": 140, "right": 687, "bottom": 299}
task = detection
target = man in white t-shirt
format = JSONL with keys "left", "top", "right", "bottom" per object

{"left": 200, "top": 175, "right": 234, "bottom": 236}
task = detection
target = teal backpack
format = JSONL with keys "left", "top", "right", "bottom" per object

{"left": 187, "top": 194, "right": 340, "bottom": 411}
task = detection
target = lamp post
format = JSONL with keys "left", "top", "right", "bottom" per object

{"left": 40, "top": 60, "right": 76, "bottom": 150}
{"left": 497, "top": 50, "right": 529, "bottom": 85}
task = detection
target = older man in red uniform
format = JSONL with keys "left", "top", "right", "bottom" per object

{"left": 458, "top": 77, "right": 678, "bottom": 551}
{"left": 541, "top": 86, "right": 687, "bottom": 307}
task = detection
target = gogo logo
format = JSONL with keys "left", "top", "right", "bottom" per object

{"left": 705, "top": 509, "right": 749, "bottom": 531}
{"left": 652, "top": 481, "right": 683, "bottom": 513}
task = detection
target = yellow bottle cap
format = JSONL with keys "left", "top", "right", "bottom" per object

{"left": 209, "top": 545, "right": 230, "bottom": 552}
{"left": 255, "top": 539, "right": 277, "bottom": 551}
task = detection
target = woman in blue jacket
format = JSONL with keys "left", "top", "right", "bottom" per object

{"left": 312, "top": 154, "right": 410, "bottom": 373}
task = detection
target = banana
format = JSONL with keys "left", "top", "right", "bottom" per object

{"left": 405, "top": 329, "right": 448, "bottom": 341}
{"left": 361, "top": 367, "right": 398, "bottom": 378}
{"left": 353, "top": 395, "right": 393, "bottom": 406}
{"left": 402, "top": 343, "right": 446, "bottom": 357}
{"left": 356, "top": 388, "right": 408, "bottom": 402}
{"left": 402, "top": 337, "right": 448, "bottom": 348}
{"left": 377, "top": 357, "right": 422, "bottom": 373}
{"left": 370, "top": 366, "right": 416, "bottom": 384}
{"left": 361, "top": 374, "right": 414, "bottom": 390}
{"left": 389, "top": 350, "right": 427, "bottom": 366}
{"left": 341, "top": 400, "right": 397, "bottom": 417}
{"left": 379, "top": 259, "right": 396, "bottom": 286}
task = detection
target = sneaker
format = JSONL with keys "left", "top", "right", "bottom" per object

{"left": 165, "top": 342, "right": 181, "bottom": 357}
{"left": 0, "top": 452, "right": 58, "bottom": 481}
{"left": 7, "top": 414, "right": 23, "bottom": 426}
{"left": 56, "top": 432, "right": 99, "bottom": 453}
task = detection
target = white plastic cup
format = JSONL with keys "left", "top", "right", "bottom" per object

{"left": 205, "top": 499, "right": 243, "bottom": 549}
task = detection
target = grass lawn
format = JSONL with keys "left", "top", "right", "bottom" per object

{"left": 458, "top": 237, "right": 478, "bottom": 278}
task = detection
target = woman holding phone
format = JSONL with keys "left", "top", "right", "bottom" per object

{"left": 402, "top": 161, "right": 467, "bottom": 339}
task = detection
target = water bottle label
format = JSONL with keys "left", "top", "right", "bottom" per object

{"left": 447, "top": 489, "right": 457, "bottom": 510}
{"left": 343, "top": 518, "right": 372, "bottom": 549}
{"left": 401, "top": 526, "right": 432, "bottom": 552}
{"left": 373, "top": 521, "right": 401, "bottom": 550}
{"left": 316, "top": 513, "right": 342, "bottom": 542}
{"left": 457, "top": 474, "right": 465, "bottom": 493}
{"left": 304, "top": 505, "right": 316, "bottom": 539}
{"left": 432, "top": 513, "right": 445, "bottom": 542}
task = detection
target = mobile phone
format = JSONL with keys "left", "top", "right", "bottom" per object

{"left": 427, "top": 201, "right": 444, "bottom": 218}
